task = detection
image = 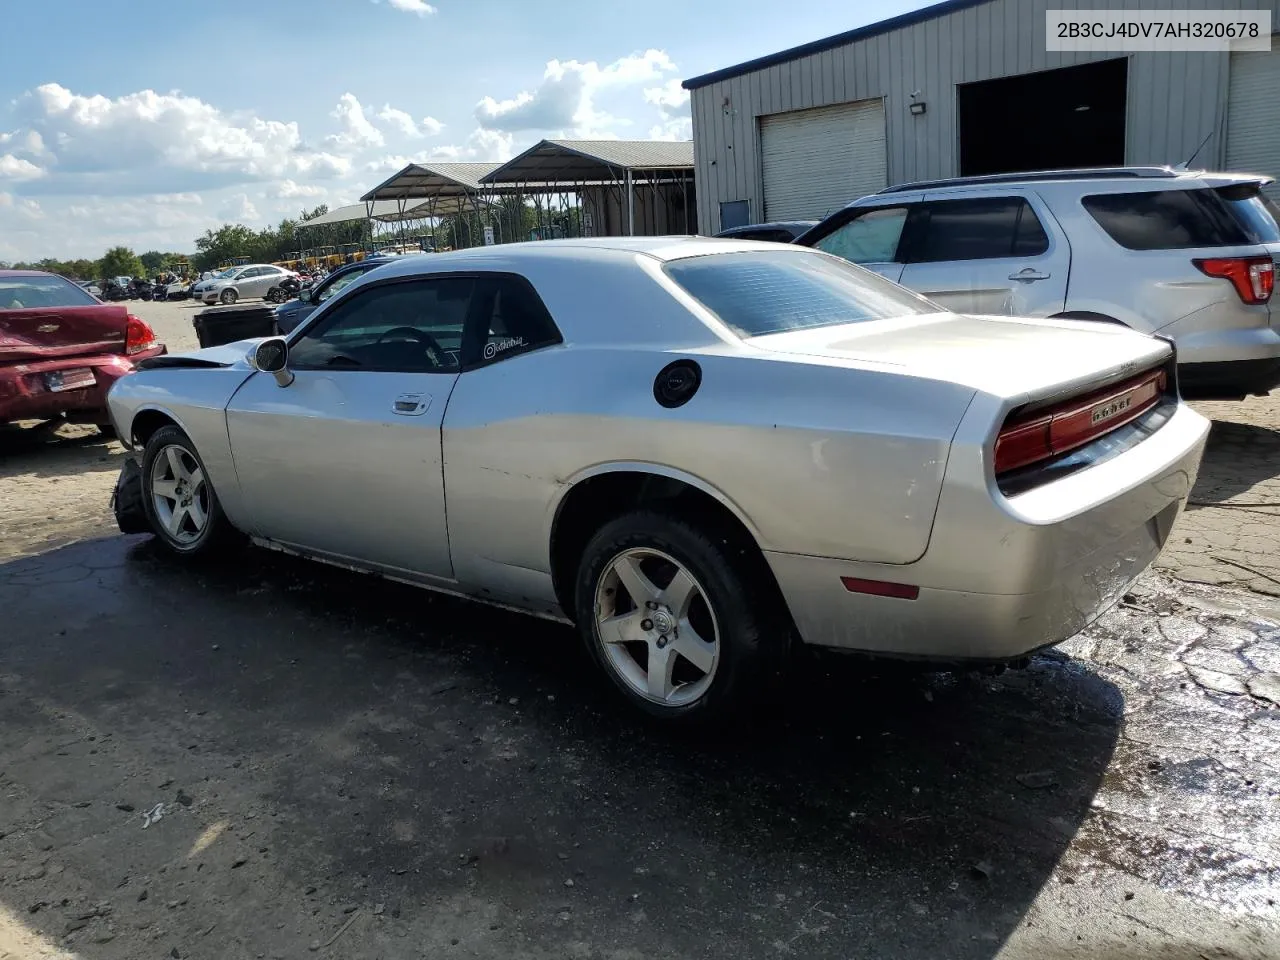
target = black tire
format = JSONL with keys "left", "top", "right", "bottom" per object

{"left": 140, "top": 425, "right": 240, "bottom": 558}
{"left": 220, "top": 288, "right": 238, "bottom": 305}
{"left": 573, "top": 509, "right": 790, "bottom": 724}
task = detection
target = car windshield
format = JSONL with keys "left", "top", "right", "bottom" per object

{"left": 0, "top": 275, "right": 99, "bottom": 309}
{"left": 664, "top": 249, "right": 937, "bottom": 338}
{"left": 214, "top": 268, "right": 238, "bottom": 279}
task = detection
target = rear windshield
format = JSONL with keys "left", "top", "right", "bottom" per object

{"left": 1082, "top": 187, "right": 1259, "bottom": 250}
{"left": 664, "top": 249, "right": 935, "bottom": 339}
{"left": 1217, "top": 183, "right": 1280, "bottom": 243}
{"left": 0, "top": 275, "right": 99, "bottom": 309}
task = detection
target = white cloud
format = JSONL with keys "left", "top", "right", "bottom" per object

{"left": 0, "top": 192, "right": 11, "bottom": 208}
{"left": 644, "top": 78, "right": 690, "bottom": 118}
{"left": 325, "top": 93, "right": 384, "bottom": 151}
{"left": 0, "top": 154, "right": 45, "bottom": 180}
{"left": 648, "top": 117, "right": 693, "bottom": 141}
{"left": 379, "top": 0, "right": 436, "bottom": 15}
{"left": 376, "top": 105, "right": 421, "bottom": 138}
{"left": 272, "top": 179, "right": 326, "bottom": 199}
{"left": 152, "top": 192, "right": 203, "bottom": 205}
{"left": 372, "top": 106, "right": 445, "bottom": 140}
{"left": 218, "top": 193, "right": 260, "bottom": 222}
{"left": 5, "top": 83, "right": 351, "bottom": 196}
{"left": 475, "top": 49, "right": 677, "bottom": 135}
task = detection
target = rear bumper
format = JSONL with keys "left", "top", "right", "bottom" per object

{"left": 0, "top": 345, "right": 167, "bottom": 423}
{"left": 768, "top": 402, "right": 1209, "bottom": 660}
{"left": 1178, "top": 356, "right": 1280, "bottom": 399}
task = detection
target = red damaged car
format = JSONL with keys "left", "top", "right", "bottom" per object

{"left": 0, "top": 270, "right": 165, "bottom": 430}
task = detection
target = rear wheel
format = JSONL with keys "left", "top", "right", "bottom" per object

{"left": 140, "top": 425, "right": 239, "bottom": 557}
{"left": 574, "top": 510, "right": 789, "bottom": 724}
{"left": 219, "top": 288, "right": 238, "bottom": 305}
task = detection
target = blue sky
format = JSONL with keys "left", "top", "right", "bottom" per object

{"left": 0, "top": 0, "right": 923, "bottom": 259}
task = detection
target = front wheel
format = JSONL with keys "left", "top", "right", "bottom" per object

{"left": 574, "top": 510, "right": 789, "bottom": 724}
{"left": 140, "top": 425, "right": 240, "bottom": 557}
{"left": 219, "top": 288, "right": 238, "bottom": 305}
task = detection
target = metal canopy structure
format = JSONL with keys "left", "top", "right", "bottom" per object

{"left": 358, "top": 162, "right": 510, "bottom": 249}
{"left": 479, "top": 139, "right": 696, "bottom": 238}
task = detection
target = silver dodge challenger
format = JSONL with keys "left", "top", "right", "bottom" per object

{"left": 107, "top": 238, "right": 1210, "bottom": 723}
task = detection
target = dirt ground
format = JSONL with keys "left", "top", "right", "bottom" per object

{"left": 1, "top": 301, "right": 1279, "bottom": 958}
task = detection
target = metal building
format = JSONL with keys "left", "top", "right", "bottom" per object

{"left": 684, "top": 0, "right": 1280, "bottom": 232}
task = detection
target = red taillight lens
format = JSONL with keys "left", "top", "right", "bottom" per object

{"left": 994, "top": 369, "right": 1167, "bottom": 476}
{"left": 125, "top": 314, "right": 157, "bottom": 355}
{"left": 1193, "top": 256, "right": 1275, "bottom": 305}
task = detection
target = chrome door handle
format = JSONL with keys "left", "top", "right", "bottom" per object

{"left": 1009, "top": 268, "right": 1051, "bottom": 282}
{"left": 392, "top": 393, "right": 431, "bottom": 416}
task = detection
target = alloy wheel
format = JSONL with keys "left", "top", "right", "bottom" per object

{"left": 149, "top": 444, "right": 209, "bottom": 546}
{"left": 594, "top": 547, "right": 721, "bottom": 706}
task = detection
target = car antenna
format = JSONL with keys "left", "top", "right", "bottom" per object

{"left": 1179, "top": 125, "right": 1216, "bottom": 171}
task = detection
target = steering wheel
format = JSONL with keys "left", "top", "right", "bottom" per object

{"left": 375, "top": 326, "right": 446, "bottom": 367}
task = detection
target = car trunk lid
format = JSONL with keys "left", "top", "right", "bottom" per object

{"left": 748, "top": 312, "right": 1173, "bottom": 402}
{"left": 0, "top": 304, "right": 131, "bottom": 364}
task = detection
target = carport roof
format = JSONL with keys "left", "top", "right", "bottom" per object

{"left": 360, "top": 162, "right": 505, "bottom": 202}
{"left": 295, "top": 195, "right": 484, "bottom": 227}
{"left": 480, "top": 139, "right": 694, "bottom": 184}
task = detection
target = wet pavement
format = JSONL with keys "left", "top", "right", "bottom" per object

{"left": 0, "top": 534, "right": 1277, "bottom": 958}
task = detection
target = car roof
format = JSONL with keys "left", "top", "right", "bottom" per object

{"left": 867, "top": 167, "right": 1274, "bottom": 198}
{"left": 369, "top": 236, "right": 792, "bottom": 280}
{"left": 0, "top": 269, "right": 54, "bottom": 278}
{"left": 717, "top": 221, "right": 818, "bottom": 234}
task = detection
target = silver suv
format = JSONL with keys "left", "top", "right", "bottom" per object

{"left": 795, "top": 167, "right": 1280, "bottom": 400}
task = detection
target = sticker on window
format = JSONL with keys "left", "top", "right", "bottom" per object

{"left": 483, "top": 336, "right": 526, "bottom": 360}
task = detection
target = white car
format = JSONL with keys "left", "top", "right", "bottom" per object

{"left": 192, "top": 264, "right": 295, "bottom": 305}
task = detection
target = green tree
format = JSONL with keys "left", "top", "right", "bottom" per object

{"left": 139, "top": 250, "right": 172, "bottom": 274}
{"left": 98, "top": 246, "right": 145, "bottom": 279}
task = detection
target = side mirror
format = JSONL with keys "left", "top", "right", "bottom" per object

{"left": 251, "top": 337, "right": 293, "bottom": 388}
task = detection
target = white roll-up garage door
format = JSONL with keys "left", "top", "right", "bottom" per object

{"left": 1226, "top": 45, "right": 1280, "bottom": 201}
{"left": 760, "top": 99, "right": 887, "bottom": 222}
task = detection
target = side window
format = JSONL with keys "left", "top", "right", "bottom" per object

{"left": 469, "top": 274, "right": 562, "bottom": 366}
{"left": 289, "top": 277, "right": 473, "bottom": 373}
{"left": 908, "top": 197, "right": 1049, "bottom": 263}
{"left": 1082, "top": 189, "right": 1253, "bottom": 250}
{"left": 812, "top": 206, "right": 910, "bottom": 264}
{"left": 316, "top": 268, "right": 367, "bottom": 303}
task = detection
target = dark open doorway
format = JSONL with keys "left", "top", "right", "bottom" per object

{"left": 958, "top": 58, "right": 1128, "bottom": 176}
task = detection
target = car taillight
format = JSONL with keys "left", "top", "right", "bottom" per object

{"left": 994, "top": 368, "right": 1167, "bottom": 476}
{"left": 126, "top": 314, "right": 157, "bottom": 355}
{"left": 1193, "top": 256, "right": 1275, "bottom": 305}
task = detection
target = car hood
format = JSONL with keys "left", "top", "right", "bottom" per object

{"left": 146, "top": 339, "right": 263, "bottom": 370}
{"left": 748, "top": 312, "right": 1172, "bottom": 403}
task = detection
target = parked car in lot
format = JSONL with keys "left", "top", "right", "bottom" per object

{"left": 273, "top": 254, "right": 406, "bottom": 333}
{"left": 76, "top": 280, "right": 103, "bottom": 298}
{"left": 0, "top": 270, "right": 165, "bottom": 428}
{"left": 795, "top": 167, "right": 1280, "bottom": 399}
{"left": 191, "top": 264, "right": 296, "bottom": 305}
{"left": 106, "top": 238, "right": 1208, "bottom": 723}
{"left": 714, "top": 221, "right": 817, "bottom": 243}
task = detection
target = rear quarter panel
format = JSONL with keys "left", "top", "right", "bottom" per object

{"left": 442, "top": 343, "right": 976, "bottom": 604}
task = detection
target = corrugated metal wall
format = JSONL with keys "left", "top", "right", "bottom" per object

{"left": 690, "top": 0, "right": 1280, "bottom": 232}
